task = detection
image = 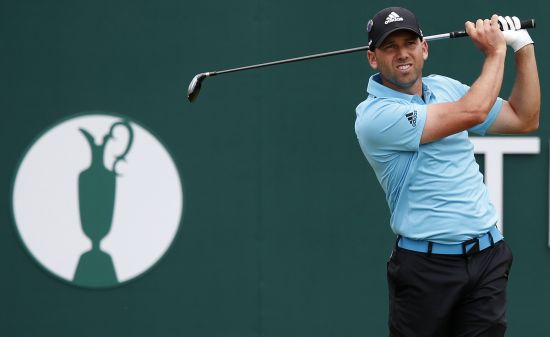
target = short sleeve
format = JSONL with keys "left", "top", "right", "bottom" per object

{"left": 468, "top": 97, "right": 504, "bottom": 135}
{"left": 355, "top": 99, "right": 427, "bottom": 153}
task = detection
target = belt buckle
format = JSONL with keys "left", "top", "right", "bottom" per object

{"left": 462, "top": 238, "right": 480, "bottom": 256}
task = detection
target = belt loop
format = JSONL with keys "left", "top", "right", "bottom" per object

{"left": 488, "top": 231, "right": 495, "bottom": 246}
{"left": 395, "top": 235, "right": 402, "bottom": 249}
{"left": 462, "top": 238, "right": 480, "bottom": 256}
{"left": 427, "top": 242, "right": 433, "bottom": 256}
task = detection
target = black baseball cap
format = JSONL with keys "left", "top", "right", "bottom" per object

{"left": 367, "top": 7, "right": 423, "bottom": 51}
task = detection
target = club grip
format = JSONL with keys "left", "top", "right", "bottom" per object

{"left": 449, "top": 18, "right": 536, "bottom": 38}
{"left": 520, "top": 19, "right": 536, "bottom": 29}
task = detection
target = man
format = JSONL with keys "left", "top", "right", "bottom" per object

{"left": 354, "top": 7, "right": 539, "bottom": 337}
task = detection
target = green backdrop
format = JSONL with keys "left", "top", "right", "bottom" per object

{"left": 1, "top": 0, "right": 548, "bottom": 336}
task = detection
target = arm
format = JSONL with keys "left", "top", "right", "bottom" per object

{"left": 421, "top": 15, "right": 507, "bottom": 144}
{"left": 487, "top": 44, "right": 540, "bottom": 134}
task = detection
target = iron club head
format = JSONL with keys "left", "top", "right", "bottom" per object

{"left": 187, "top": 72, "right": 209, "bottom": 102}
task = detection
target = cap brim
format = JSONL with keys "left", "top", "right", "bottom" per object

{"left": 374, "top": 27, "right": 422, "bottom": 48}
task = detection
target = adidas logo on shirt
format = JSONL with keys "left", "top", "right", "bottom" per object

{"left": 406, "top": 110, "right": 417, "bottom": 127}
{"left": 385, "top": 12, "right": 404, "bottom": 24}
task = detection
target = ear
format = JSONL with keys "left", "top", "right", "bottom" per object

{"left": 422, "top": 39, "right": 429, "bottom": 61}
{"left": 367, "top": 50, "right": 378, "bottom": 70}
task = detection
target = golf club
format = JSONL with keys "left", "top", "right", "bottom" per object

{"left": 187, "top": 19, "right": 535, "bottom": 102}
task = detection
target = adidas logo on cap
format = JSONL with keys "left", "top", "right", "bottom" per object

{"left": 368, "top": 7, "right": 422, "bottom": 51}
{"left": 385, "top": 12, "right": 404, "bottom": 24}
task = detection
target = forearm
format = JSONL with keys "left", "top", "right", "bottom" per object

{"left": 507, "top": 45, "right": 540, "bottom": 130}
{"left": 460, "top": 51, "right": 506, "bottom": 117}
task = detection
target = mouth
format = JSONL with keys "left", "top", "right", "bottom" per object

{"left": 396, "top": 64, "right": 412, "bottom": 71}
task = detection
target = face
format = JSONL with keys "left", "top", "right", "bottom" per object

{"left": 367, "top": 30, "right": 428, "bottom": 95}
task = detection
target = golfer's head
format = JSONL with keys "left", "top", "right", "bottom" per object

{"left": 365, "top": 7, "right": 428, "bottom": 94}
{"left": 367, "top": 7, "right": 423, "bottom": 51}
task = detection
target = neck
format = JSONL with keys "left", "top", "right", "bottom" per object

{"left": 380, "top": 74, "right": 423, "bottom": 97}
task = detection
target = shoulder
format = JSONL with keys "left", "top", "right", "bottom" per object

{"left": 356, "top": 96, "right": 413, "bottom": 129}
{"left": 355, "top": 96, "right": 420, "bottom": 141}
{"left": 424, "top": 74, "right": 469, "bottom": 99}
{"left": 425, "top": 74, "right": 465, "bottom": 87}
{"left": 356, "top": 96, "right": 411, "bottom": 117}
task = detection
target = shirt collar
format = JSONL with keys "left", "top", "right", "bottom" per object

{"left": 367, "top": 73, "right": 433, "bottom": 102}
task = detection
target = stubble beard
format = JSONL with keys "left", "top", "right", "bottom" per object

{"left": 381, "top": 70, "right": 419, "bottom": 90}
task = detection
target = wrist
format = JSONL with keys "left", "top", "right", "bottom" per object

{"left": 513, "top": 43, "right": 535, "bottom": 62}
{"left": 487, "top": 48, "right": 507, "bottom": 59}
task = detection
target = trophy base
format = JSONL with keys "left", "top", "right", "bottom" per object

{"left": 73, "top": 249, "right": 118, "bottom": 287}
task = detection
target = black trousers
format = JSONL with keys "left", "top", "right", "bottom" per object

{"left": 387, "top": 240, "right": 513, "bottom": 337}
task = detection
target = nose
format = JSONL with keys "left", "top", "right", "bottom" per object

{"left": 396, "top": 46, "right": 409, "bottom": 60}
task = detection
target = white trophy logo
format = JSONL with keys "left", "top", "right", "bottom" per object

{"left": 12, "top": 113, "right": 183, "bottom": 288}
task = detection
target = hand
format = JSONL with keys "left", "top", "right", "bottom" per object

{"left": 498, "top": 15, "right": 534, "bottom": 52}
{"left": 465, "top": 15, "right": 506, "bottom": 56}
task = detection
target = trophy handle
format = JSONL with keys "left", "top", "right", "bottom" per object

{"left": 79, "top": 128, "right": 96, "bottom": 150}
{"left": 103, "top": 120, "right": 134, "bottom": 175}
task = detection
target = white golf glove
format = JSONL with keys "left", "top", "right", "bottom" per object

{"left": 498, "top": 15, "right": 534, "bottom": 52}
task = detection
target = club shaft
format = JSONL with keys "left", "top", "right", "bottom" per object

{"left": 207, "top": 19, "right": 535, "bottom": 78}
{"left": 211, "top": 46, "right": 368, "bottom": 77}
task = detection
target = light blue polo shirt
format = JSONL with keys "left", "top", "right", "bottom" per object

{"left": 355, "top": 73, "right": 503, "bottom": 244}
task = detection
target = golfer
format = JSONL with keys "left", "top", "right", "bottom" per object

{"left": 355, "top": 7, "right": 539, "bottom": 337}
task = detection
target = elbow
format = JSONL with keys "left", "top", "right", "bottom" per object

{"left": 519, "top": 108, "right": 540, "bottom": 133}
{"left": 461, "top": 101, "right": 492, "bottom": 126}
{"left": 469, "top": 105, "right": 491, "bottom": 126}
{"left": 529, "top": 112, "right": 540, "bottom": 132}
{"left": 471, "top": 110, "right": 488, "bottom": 126}
{"left": 458, "top": 92, "right": 496, "bottom": 127}
{"left": 524, "top": 115, "right": 540, "bottom": 133}
{"left": 521, "top": 122, "right": 538, "bottom": 133}
{"left": 531, "top": 106, "right": 541, "bottom": 131}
